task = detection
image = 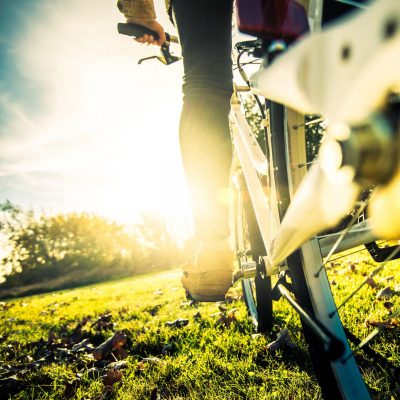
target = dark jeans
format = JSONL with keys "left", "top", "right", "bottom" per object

{"left": 172, "top": 0, "right": 234, "bottom": 242}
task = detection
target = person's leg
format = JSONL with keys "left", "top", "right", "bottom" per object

{"left": 172, "top": 0, "right": 234, "bottom": 301}
{"left": 173, "top": 0, "right": 233, "bottom": 242}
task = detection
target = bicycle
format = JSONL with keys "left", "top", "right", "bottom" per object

{"left": 118, "top": 1, "right": 400, "bottom": 398}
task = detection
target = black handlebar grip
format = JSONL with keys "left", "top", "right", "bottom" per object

{"left": 117, "top": 23, "right": 170, "bottom": 42}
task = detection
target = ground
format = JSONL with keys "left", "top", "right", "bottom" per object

{"left": 0, "top": 253, "right": 399, "bottom": 399}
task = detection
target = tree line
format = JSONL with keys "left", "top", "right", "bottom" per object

{"left": 0, "top": 201, "right": 189, "bottom": 299}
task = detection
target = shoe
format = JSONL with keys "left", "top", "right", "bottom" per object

{"left": 181, "top": 239, "right": 234, "bottom": 302}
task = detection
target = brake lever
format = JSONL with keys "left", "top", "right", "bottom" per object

{"left": 159, "top": 43, "right": 180, "bottom": 65}
{"left": 138, "top": 48, "right": 180, "bottom": 66}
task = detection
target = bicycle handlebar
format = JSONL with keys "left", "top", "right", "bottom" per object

{"left": 117, "top": 23, "right": 179, "bottom": 44}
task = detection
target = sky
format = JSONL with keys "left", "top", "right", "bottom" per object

{"left": 0, "top": 0, "right": 193, "bottom": 237}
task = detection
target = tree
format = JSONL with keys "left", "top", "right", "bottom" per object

{"left": 135, "top": 212, "right": 183, "bottom": 269}
{"left": 1, "top": 211, "right": 146, "bottom": 290}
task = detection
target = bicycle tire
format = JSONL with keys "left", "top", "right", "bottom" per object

{"left": 268, "top": 101, "right": 370, "bottom": 399}
{"left": 232, "top": 167, "right": 273, "bottom": 333}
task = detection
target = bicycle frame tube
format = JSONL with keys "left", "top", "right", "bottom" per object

{"left": 230, "top": 103, "right": 279, "bottom": 270}
{"left": 231, "top": 104, "right": 269, "bottom": 176}
{"left": 319, "top": 220, "right": 377, "bottom": 257}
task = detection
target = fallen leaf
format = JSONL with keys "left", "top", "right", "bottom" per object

{"left": 136, "top": 361, "right": 146, "bottom": 371}
{"left": 266, "top": 328, "right": 296, "bottom": 351}
{"left": 91, "top": 314, "right": 114, "bottom": 331}
{"left": 145, "top": 305, "right": 162, "bottom": 316}
{"left": 71, "top": 338, "right": 93, "bottom": 353}
{"left": 347, "top": 262, "right": 357, "bottom": 273}
{"left": 112, "top": 348, "right": 128, "bottom": 360}
{"left": 365, "top": 318, "right": 398, "bottom": 329}
{"left": 380, "top": 276, "right": 394, "bottom": 283}
{"left": 165, "top": 318, "right": 189, "bottom": 328}
{"left": 383, "top": 302, "right": 394, "bottom": 311}
{"left": 193, "top": 311, "right": 202, "bottom": 321}
{"left": 108, "top": 360, "right": 128, "bottom": 370}
{"left": 93, "top": 331, "right": 128, "bottom": 361}
{"left": 216, "top": 309, "right": 237, "bottom": 328}
{"left": 376, "top": 286, "right": 393, "bottom": 300}
{"left": 150, "top": 387, "right": 170, "bottom": 400}
{"left": 218, "top": 304, "right": 227, "bottom": 313}
{"left": 102, "top": 368, "right": 123, "bottom": 387}
{"left": 366, "top": 277, "right": 378, "bottom": 289}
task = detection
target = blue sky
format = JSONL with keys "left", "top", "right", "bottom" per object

{"left": 0, "top": 0, "right": 193, "bottom": 236}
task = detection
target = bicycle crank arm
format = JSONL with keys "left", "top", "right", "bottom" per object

{"left": 278, "top": 284, "right": 345, "bottom": 361}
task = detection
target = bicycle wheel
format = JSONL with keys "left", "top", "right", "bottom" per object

{"left": 232, "top": 166, "right": 273, "bottom": 333}
{"left": 269, "top": 102, "right": 371, "bottom": 399}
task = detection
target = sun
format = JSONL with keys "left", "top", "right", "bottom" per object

{"left": 71, "top": 57, "right": 192, "bottom": 236}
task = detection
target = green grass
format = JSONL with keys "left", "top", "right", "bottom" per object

{"left": 0, "top": 251, "right": 399, "bottom": 400}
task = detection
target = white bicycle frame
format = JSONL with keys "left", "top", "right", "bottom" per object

{"left": 230, "top": 3, "right": 400, "bottom": 396}
{"left": 230, "top": 93, "right": 373, "bottom": 399}
{"left": 230, "top": 100, "right": 376, "bottom": 275}
{"left": 232, "top": 0, "right": 400, "bottom": 275}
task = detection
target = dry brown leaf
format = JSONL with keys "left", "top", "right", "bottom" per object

{"left": 365, "top": 318, "right": 399, "bottom": 329}
{"left": 216, "top": 309, "right": 237, "bottom": 328}
{"left": 376, "top": 286, "right": 393, "bottom": 300}
{"left": 366, "top": 277, "right": 378, "bottom": 289}
{"left": 145, "top": 305, "right": 162, "bottom": 316}
{"left": 102, "top": 368, "right": 123, "bottom": 387}
{"left": 91, "top": 314, "right": 114, "bottom": 331}
{"left": 193, "top": 311, "right": 202, "bottom": 321}
{"left": 383, "top": 302, "right": 394, "bottom": 311}
{"left": 93, "top": 331, "right": 128, "bottom": 361}
{"left": 347, "top": 263, "right": 357, "bottom": 273}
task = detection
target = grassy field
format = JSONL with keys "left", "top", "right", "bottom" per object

{"left": 0, "top": 252, "right": 399, "bottom": 399}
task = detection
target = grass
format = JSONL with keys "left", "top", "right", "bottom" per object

{"left": 0, "top": 250, "right": 399, "bottom": 400}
